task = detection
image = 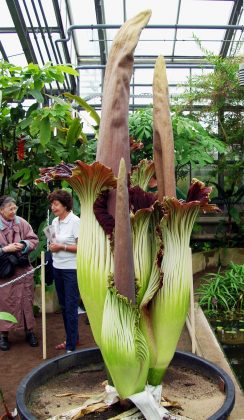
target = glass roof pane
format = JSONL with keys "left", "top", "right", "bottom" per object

{"left": 20, "top": 0, "right": 58, "bottom": 27}
{"left": 105, "top": 27, "right": 176, "bottom": 58}
{"left": 176, "top": 0, "right": 234, "bottom": 57}
{"left": 179, "top": 0, "right": 233, "bottom": 25}
{"left": 126, "top": 0, "right": 179, "bottom": 23}
{"left": 104, "top": 0, "right": 124, "bottom": 23}
{"left": 133, "top": 68, "right": 153, "bottom": 84}
{"left": 75, "top": 29, "right": 101, "bottom": 57}
{"left": 0, "top": 1, "right": 15, "bottom": 27}
{"left": 0, "top": 33, "right": 27, "bottom": 66}
{"left": 68, "top": 0, "right": 98, "bottom": 56}
{"left": 29, "top": 32, "right": 53, "bottom": 65}
{"left": 136, "top": 28, "right": 176, "bottom": 57}
{"left": 79, "top": 69, "right": 102, "bottom": 98}
{"left": 174, "top": 30, "right": 223, "bottom": 57}
{"left": 117, "top": 0, "right": 179, "bottom": 57}
{"left": 69, "top": 0, "right": 97, "bottom": 24}
{"left": 59, "top": 0, "right": 72, "bottom": 31}
{"left": 166, "top": 68, "right": 191, "bottom": 84}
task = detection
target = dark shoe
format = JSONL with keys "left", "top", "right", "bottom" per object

{"left": 0, "top": 335, "right": 10, "bottom": 351}
{"left": 26, "top": 331, "right": 38, "bottom": 347}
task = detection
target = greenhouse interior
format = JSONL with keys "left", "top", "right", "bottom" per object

{"left": 0, "top": 1, "right": 244, "bottom": 419}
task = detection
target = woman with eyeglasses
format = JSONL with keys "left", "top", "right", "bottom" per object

{"left": 0, "top": 195, "right": 39, "bottom": 351}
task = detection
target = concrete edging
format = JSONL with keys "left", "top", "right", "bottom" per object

{"left": 192, "top": 249, "right": 244, "bottom": 418}
{"left": 192, "top": 248, "right": 244, "bottom": 274}
{"left": 194, "top": 306, "right": 244, "bottom": 419}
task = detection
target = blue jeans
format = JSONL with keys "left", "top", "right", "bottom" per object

{"left": 53, "top": 268, "right": 79, "bottom": 351}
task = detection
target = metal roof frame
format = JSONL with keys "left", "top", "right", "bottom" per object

{"left": 1, "top": 0, "right": 243, "bottom": 100}
{"left": 6, "top": 0, "right": 38, "bottom": 64}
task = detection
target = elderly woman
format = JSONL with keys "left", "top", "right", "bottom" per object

{"left": 0, "top": 195, "right": 39, "bottom": 351}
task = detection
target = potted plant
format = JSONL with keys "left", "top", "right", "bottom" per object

{"left": 17, "top": 10, "right": 235, "bottom": 419}
{"left": 16, "top": 347, "right": 235, "bottom": 420}
{"left": 0, "top": 60, "right": 99, "bottom": 244}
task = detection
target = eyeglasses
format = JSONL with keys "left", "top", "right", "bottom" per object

{"left": 5, "top": 206, "right": 19, "bottom": 212}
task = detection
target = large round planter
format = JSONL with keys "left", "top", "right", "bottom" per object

{"left": 16, "top": 347, "right": 235, "bottom": 420}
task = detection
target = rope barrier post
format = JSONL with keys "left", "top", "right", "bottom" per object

{"left": 41, "top": 251, "right": 47, "bottom": 359}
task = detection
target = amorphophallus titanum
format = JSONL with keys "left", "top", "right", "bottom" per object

{"left": 153, "top": 56, "right": 176, "bottom": 200}
{"left": 39, "top": 161, "right": 116, "bottom": 346}
{"left": 148, "top": 181, "right": 220, "bottom": 385}
{"left": 36, "top": 9, "right": 220, "bottom": 419}
{"left": 100, "top": 158, "right": 150, "bottom": 398}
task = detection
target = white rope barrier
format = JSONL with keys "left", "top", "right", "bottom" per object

{"left": 0, "top": 260, "right": 48, "bottom": 288}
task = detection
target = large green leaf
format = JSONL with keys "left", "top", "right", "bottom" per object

{"left": 11, "top": 168, "right": 32, "bottom": 187}
{"left": 11, "top": 168, "right": 28, "bottom": 181}
{"left": 64, "top": 93, "right": 100, "bottom": 125}
{"left": 34, "top": 79, "right": 43, "bottom": 91}
{"left": 66, "top": 118, "right": 82, "bottom": 143}
{"left": 3, "top": 85, "right": 20, "bottom": 98}
{"left": 26, "top": 102, "right": 39, "bottom": 118}
{"left": 55, "top": 65, "right": 79, "bottom": 76}
{"left": 17, "top": 116, "right": 33, "bottom": 130}
{"left": 18, "top": 168, "right": 32, "bottom": 186}
{"left": 29, "top": 89, "right": 44, "bottom": 103}
{"left": 39, "top": 116, "right": 51, "bottom": 146}
{"left": 0, "top": 312, "right": 17, "bottom": 323}
{"left": 45, "top": 94, "right": 72, "bottom": 108}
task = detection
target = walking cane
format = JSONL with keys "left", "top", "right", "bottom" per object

{"left": 41, "top": 250, "right": 47, "bottom": 359}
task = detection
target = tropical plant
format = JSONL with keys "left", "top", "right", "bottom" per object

{"left": 176, "top": 48, "right": 244, "bottom": 199}
{"left": 211, "top": 179, "right": 244, "bottom": 246}
{"left": 37, "top": 11, "right": 219, "bottom": 419}
{"left": 0, "top": 61, "right": 100, "bottom": 233}
{"left": 175, "top": 44, "right": 244, "bottom": 136}
{"left": 197, "top": 263, "right": 244, "bottom": 317}
{"left": 128, "top": 108, "right": 226, "bottom": 180}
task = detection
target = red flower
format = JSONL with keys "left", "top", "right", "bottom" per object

{"left": 17, "top": 136, "right": 25, "bottom": 160}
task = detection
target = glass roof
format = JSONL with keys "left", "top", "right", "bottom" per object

{"left": 0, "top": 0, "right": 243, "bottom": 108}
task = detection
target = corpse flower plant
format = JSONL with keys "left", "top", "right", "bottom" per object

{"left": 37, "top": 9, "right": 219, "bottom": 419}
